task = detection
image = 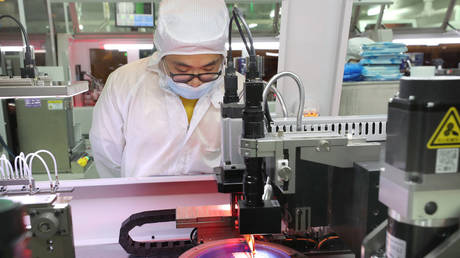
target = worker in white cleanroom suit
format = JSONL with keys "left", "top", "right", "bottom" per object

{"left": 90, "top": 0, "right": 230, "bottom": 177}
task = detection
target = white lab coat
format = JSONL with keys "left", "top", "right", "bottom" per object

{"left": 89, "top": 53, "right": 225, "bottom": 177}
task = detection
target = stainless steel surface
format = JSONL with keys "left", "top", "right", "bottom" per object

{"left": 375, "top": 4, "right": 385, "bottom": 32}
{"left": 272, "top": 115, "right": 387, "bottom": 141}
{"left": 352, "top": 0, "right": 393, "bottom": 5}
{"left": 241, "top": 130, "right": 382, "bottom": 194}
{"left": 350, "top": 5, "right": 361, "bottom": 34}
{"left": 340, "top": 81, "right": 399, "bottom": 116}
{"left": 3, "top": 187, "right": 74, "bottom": 195}
{"left": 0, "top": 178, "right": 33, "bottom": 187}
{"left": 300, "top": 139, "right": 381, "bottom": 168}
{"left": 0, "top": 77, "right": 34, "bottom": 86}
{"left": 388, "top": 209, "right": 459, "bottom": 228}
{"left": 379, "top": 164, "right": 460, "bottom": 221}
{"left": 221, "top": 117, "right": 245, "bottom": 168}
{"left": 75, "top": 244, "right": 129, "bottom": 258}
{"left": 425, "top": 228, "right": 460, "bottom": 258}
{"left": 441, "top": 0, "right": 457, "bottom": 31}
{"left": 0, "top": 80, "right": 88, "bottom": 99}
{"left": 263, "top": 72, "right": 305, "bottom": 131}
{"left": 46, "top": 0, "right": 57, "bottom": 66}
{"left": 3, "top": 194, "right": 57, "bottom": 206}
{"left": 361, "top": 220, "right": 387, "bottom": 258}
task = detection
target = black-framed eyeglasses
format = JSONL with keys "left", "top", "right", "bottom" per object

{"left": 169, "top": 70, "right": 222, "bottom": 83}
{"left": 162, "top": 60, "right": 223, "bottom": 83}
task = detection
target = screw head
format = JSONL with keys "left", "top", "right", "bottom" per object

{"left": 373, "top": 209, "right": 380, "bottom": 216}
{"left": 425, "top": 201, "right": 437, "bottom": 215}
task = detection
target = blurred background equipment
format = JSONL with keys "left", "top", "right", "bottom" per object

{"left": 0, "top": 198, "right": 28, "bottom": 258}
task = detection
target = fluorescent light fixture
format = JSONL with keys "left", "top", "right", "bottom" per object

{"left": 225, "top": 41, "right": 279, "bottom": 50}
{"left": 353, "top": 0, "right": 393, "bottom": 5}
{"left": 393, "top": 37, "right": 460, "bottom": 46}
{"left": 266, "top": 52, "right": 279, "bottom": 57}
{"left": 367, "top": 6, "right": 381, "bottom": 16}
{"left": 104, "top": 44, "right": 154, "bottom": 51}
{"left": 1, "top": 46, "right": 45, "bottom": 53}
{"left": 1, "top": 46, "right": 24, "bottom": 52}
{"left": 270, "top": 9, "right": 275, "bottom": 18}
{"left": 249, "top": 23, "right": 258, "bottom": 29}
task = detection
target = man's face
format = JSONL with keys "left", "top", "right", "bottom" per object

{"left": 163, "top": 54, "right": 223, "bottom": 88}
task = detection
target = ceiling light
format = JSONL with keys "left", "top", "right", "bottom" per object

{"left": 225, "top": 41, "right": 279, "bottom": 50}
{"left": 266, "top": 52, "right": 279, "bottom": 57}
{"left": 393, "top": 37, "right": 460, "bottom": 46}
{"left": 0, "top": 46, "right": 24, "bottom": 52}
{"left": 103, "top": 44, "right": 154, "bottom": 51}
{"left": 249, "top": 23, "right": 258, "bottom": 29}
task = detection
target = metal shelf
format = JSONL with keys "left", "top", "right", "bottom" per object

{"left": 0, "top": 80, "right": 88, "bottom": 99}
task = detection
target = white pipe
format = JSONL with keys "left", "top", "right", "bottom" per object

{"left": 0, "top": 157, "right": 7, "bottom": 179}
{"left": 14, "top": 152, "right": 26, "bottom": 178}
{"left": 1, "top": 155, "right": 15, "bottom": 180}
{"left": 15, "top": 154, "right": 32, "bottom": 187}
{"left": 32, "top": 150, "right": 58, "bottom": 185}
{"left": 0, "top": 166, "right": 5, "bottom": 180}
{"left": 26, "top": 153, "right": 53, "bottom": 187}
{"left": 0, "top": 155, "right": 13, "bottom": 179}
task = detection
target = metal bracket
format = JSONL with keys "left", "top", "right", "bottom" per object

{"left": 294, "top": 207, "right": 311, "bottom": 233}
{"left": 361, "top": 219, "right": 387, "bottom": 258}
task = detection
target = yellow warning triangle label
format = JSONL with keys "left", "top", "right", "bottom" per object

{"left": 427, "top": 107, "right": 460, "bottom": 149}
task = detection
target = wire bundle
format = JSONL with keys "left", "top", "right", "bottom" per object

{"left": 0, "top": 150, "right": 59, "bottom": 192}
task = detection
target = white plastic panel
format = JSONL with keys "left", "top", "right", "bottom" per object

{"left": 277, "top": 0, "right": 354, "bottom": 116}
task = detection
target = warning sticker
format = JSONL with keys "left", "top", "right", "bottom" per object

{"left": 48, "top": 100, "right": 64, "bottom": 110}
{"left": 427, "top": 107, "right": 460, "bottom": 149}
